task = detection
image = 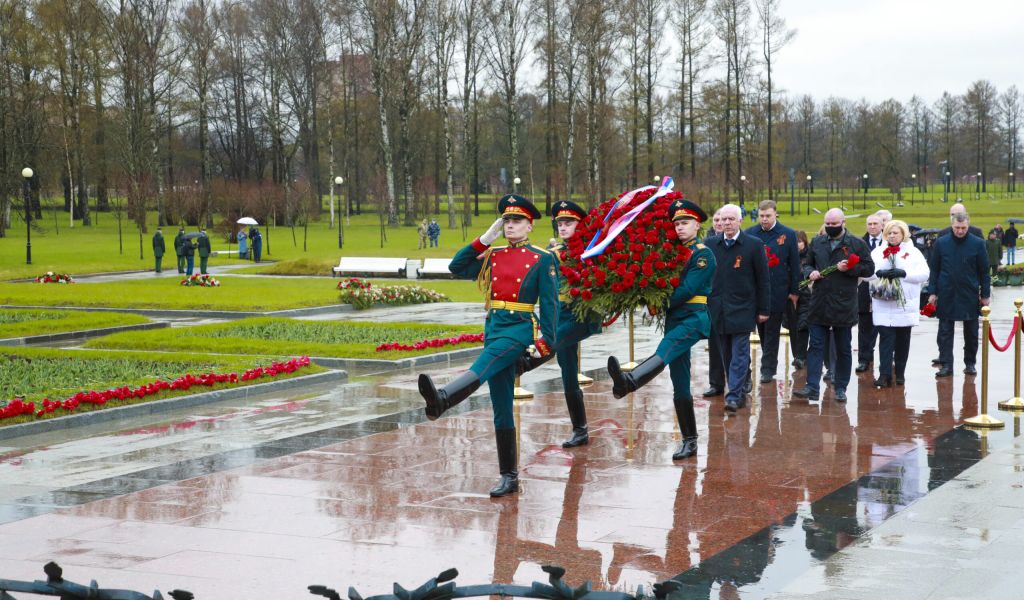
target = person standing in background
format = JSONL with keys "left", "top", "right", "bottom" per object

{"left": 174, "top": 227, "right": 187, "bottom": 273}
{"left": 152, "top": 228, "right": 165, "bottom": 273}
{"left": 857, "top": 213, "right": 884, "bottom": 374}
{"left": 197, "top": 229, "right": 212, "bottom": 274}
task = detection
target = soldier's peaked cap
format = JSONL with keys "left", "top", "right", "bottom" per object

{"left": 669, "top": 199, "right": 708, "bottom": 223}
{"left": 549, "top": 200, "right": 586, "bottom": 222}
{"left": 498, "top": 194, "right": 542, "bottom": 222}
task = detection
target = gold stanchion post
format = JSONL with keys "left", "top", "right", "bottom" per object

{"left": 577, "top": 344, "right": 593, "bottom": 386}
{"left": 513, "top": 374, "right": 533, "bottom": 400}
{"left": 622, "top": 310, "right": 638, "bottom": 372}
{"left": 999, "top": 298, "right": 1024, "bottom": 411}
{"left": 966, "top": 306, "right": 1005, "bottom": 429}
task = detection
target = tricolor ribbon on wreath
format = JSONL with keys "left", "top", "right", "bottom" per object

{"left": 580, "top": 177, "right": 676, "bottom": 261}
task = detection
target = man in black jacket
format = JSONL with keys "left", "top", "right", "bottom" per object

{"left": 795, "top": 209, "right": 875, "bottom": 402}
{"left": 703, "top": 209, "right": 727, "bottom": 397}
{"left": 746, "top": 199, "right": 801, "bottom": 384}
{"left": 708, "top": 204, "right": 770, "bottom": 412}
{"left": 856, "top": 213, "right": 885, "bottom": 373}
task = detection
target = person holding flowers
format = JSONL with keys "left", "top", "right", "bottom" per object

{"left": 794, "top": 208, "right": 874, "bottom": 402}
{"left": 867, "top": 220, "right": 930, "bottom": 387}
{"left": 606, "top": 199, "right": 715, "bottom": 460}
{"left": 516, "top": 199, "right": 601, "bottom": 448}
{"left": 418, "top": 194, "right": 558, "bottom": 497}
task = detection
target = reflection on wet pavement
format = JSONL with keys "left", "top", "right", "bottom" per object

{"left": 0, "top": 298, "right": 1020, "bottom": 598}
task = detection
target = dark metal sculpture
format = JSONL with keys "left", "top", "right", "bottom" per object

{"left": 311, "top": 565, "right": 682, "bottom": 600}
{"left": 0, "top": 562, "right": 192, "bottom": 600}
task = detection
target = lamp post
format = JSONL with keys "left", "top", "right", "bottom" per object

{"left": 335, "top": 176, "right": 344, "bottom": 249}
{"left": 862, "top": 173, "right": 869, "bottom": 209}
{"left": 910, "top": 173, "right": 916, "bottom": 205}
{"left": 513, "top": 176, "right": 521, "bottom": 193}
{"left": 977, "top": 171, "right": 982, "bottom": 200}
{"left": 1011, "top": 172, "right": 1016, "bottom": 198}
{"left": 739, "top": 174, "right": 746, "bottom": 216}
{"left": 944, "top": 171, "right": 951, "bottom": 203}
{"left": 22, "top": 167, "right": 32, "bottom": 264}
{"left": 805, "top": 174, "right": 811, "bottom": 215}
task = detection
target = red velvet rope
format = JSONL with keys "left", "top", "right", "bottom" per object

{"left": 989, "top": 316, "right": 1020, "bottom": 352}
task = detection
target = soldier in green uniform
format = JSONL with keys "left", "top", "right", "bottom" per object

{"left": 174, "top": 227, "right": 187, "bottom": 274}
{"left": 197, "top": 228, "right": 212, "bottom": 274}
{"left": 419, "top": 194, "right": 559, "bottom": 497}
{"left": 152, "top": 228, "right": 165, "bottom": 273}
{"left": 607, "top": 199, "right": 716, "bottom": 460}
{"left": 516, "top": 200, "right": 601, "bottom": 448}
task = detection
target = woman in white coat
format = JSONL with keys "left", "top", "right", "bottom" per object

{"left": 868, "top": 219, "right": 930, "bottom": 387}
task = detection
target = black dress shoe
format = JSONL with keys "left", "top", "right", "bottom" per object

{"left": 759, "top": 375, "right": 775, "bottom": 384}
{"left": 964, "top": 365, "right": 977, "bottom": 375}
{"left": 834, "top": 389, "right": 848, "bottom": 402}
{"left": 823, "top": 372, "right": 834, "bottom": 384}
{"left": 931, "top": 357, "right": 943, "bottom": 365}
{"left": 742, "top": 380, "right": 753, "bottom": 394}
{"left": 702, "top": 386, "right": 724, "bottom": 397}
{"left": 793, "top": 386, "right": 819, "bottom": 400}
{"left": 792, "top": 359, "right": 806, "bottom": 369}
{"left": 672, "top": 437, "right": 698, "bottom": 460}
{"left": 855, "top": 361, "right": 871, "bottom": 373}
{"left": 724, "top": 400, "right": 738, "bottom": 413}
{"left": 935, "top": 367, "right": 953, "bottom": 378}
{"left": 895, "top": 376, "right": 906, "bottom": 385}
{"left": 874, "top": 375, "right": 893, "bottom": 388}
{"left": 562, "top": 427, "right": 589, "bottom": 448}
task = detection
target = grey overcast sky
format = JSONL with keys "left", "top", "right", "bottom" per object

{"left": 769, "top": 0, "right": 1023, "bottom": 103}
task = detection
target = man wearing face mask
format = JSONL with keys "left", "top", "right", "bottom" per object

{"left": 418, "top": 194, "right": 558, "bottom": 497}
{"left": 516, "top": 200, "right": 601, "bottom": 448}
{"left": 794, "top": 209, "right": 875, "bottom": 402}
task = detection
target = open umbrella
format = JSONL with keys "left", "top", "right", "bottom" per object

{"left": 237, "top": 217, "right": 258, "bottom": 225}
{"left": 182, "top": 231, "right": 206, "bottom": 240}
{"left": 1007, "top": 218, "right": 1024, "bottom": 224}
{"left": 911, "top": 227, "right": 941, "bottom": 238}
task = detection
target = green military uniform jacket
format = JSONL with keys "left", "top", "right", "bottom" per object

{"left": 197, "top": 234, "right": 212, "bottom": 258}
{"left": 152, "top": 232, "right": 165, "bottom": 258}
{"left": 450, "top": 237, "right": 559, "bottom": 353}
{"left": 665, "top": 240, "right": 715, "bottom": 335}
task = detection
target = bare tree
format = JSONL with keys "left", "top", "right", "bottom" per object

{"left": 429, "top": 0, "right": 459, "bottom": 228}
{"left": 964, "top": 79, "right": 997, "bottom": 191}
{"left": 177, "top": 0, "right": 217, "bottom": 226}
{"left": 672, "top": 0, "right": 708, "bottom": 181}
{"left": 557, "top": 0, "right": 585, "bottom": 200}
{"left": 459, "top": 0, "right": 481, "bottom": 223}
{"left": 753, "top": 0, "right": 793, "bottom": 199}
{"left": 483, "top": 0, "right": 531, "bottom": 190}
{"left": 1001, "top": 86, "right": 1021, "bottom": 192}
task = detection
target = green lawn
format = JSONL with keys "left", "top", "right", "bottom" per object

{"left": 84, "top": 317, "right": 483, "bottom": 359}
{"left": 0, "top": 346, "right": 322, "bottom": 425}
{"left": 3, "top": 190, "right": 1021, "bottom": 281}
{"left": 0, "top": 276, "right": 482, "bottom": 310}
{"left": 0, "top": 309, "right": 150, "bottom": 338}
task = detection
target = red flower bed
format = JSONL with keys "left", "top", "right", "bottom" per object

{"left": 375, "top": 333, "right": 485, "bottom": 353}
{"left": 558, "top": 187, "right": 696, "bottom": 322}
{"left": 1, "top": 357, "right": 312, "bottom": 422}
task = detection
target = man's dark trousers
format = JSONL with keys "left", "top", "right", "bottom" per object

{"left": 708, "top": 326, "right": 725, "bottom": 389}
{"left": 807, "top": 324, "right": 852, "bottom": 393}
{"left": 717, "top": 331, "right": 751, "bottom": 405}
{"left": 857, "top": 310, "right": 876, "bottom": 364}
{"left": 938, "top": 319, "right": 979, "bottom": 368}
{"left": 757, "top": 312, "right": 785, "bottom": 378}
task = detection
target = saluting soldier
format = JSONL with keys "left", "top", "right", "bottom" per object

{"left": 418, "top": 194, "right": 558, "bottom": 497}
{"left": 517, "top": 200, "right": 601, "bottom": 448}
{"left": 152, "top": 227, "right": 165, "bottom": 273}
{"left": 174, "top": 227, "right": 187, "bottom": 273}
{"left": 607, "top": 200, "right": 716, "bottom": 460}
{"left": 197, "top": 228, "right": 212, "bottom": 274}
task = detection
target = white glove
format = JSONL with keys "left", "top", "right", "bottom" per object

{"left": 480, "top": 218, "right": 504, "bottom": 245}
{"left": 527, "top": 344, "right": 542, "bottom": 358}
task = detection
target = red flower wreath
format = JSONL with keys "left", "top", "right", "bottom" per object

{"left": 559, "top": 188, "right": 697, "bottom": 323}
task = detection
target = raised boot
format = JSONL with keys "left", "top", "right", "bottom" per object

{"left": 562, "top": 388, "right": 589, "bottom": 448}
{"left": 419, "top": 371, "right": 481, "bottom": 421}
{"left": 607, "top": 355, "right": 667, "bottom": 399}
{"left": 490, "top": 428, "right": 520, "bottom": 497}
{"left": 672, "top": 396, "right": 698, "bottom": 460}
{"left": 516, "top": 351, "right": 556, "bottom": 376}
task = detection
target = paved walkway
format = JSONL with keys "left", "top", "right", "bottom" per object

{"left": 0, "top": 288, "right": 1022, "bottom": 599}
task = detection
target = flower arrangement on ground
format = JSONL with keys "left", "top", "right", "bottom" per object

{"left": 799, "top": 253, "right": 861, "bottom": 290}
{"left": 557, "top": 179, "right": 696, "bottom": 324}
{"left": 337, "top": 277, "right": 449, "bottom": 310}
{"left": 376, "top": 332, "right": 484, "bottom": 352}
{"left": 869, "top": 245, "right": 907, "bottom": 306}
{"left": 181, "top": 274, "right": 220, "bottom": 287}
{"left": 35, "top": 272, "right": 74, "bottom": 284}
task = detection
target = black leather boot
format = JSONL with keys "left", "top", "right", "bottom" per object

{"left": 515, "top": 351, "right": 555, "bottom": 376}
{"left": 490, "top": 428, "right": 520, "bottom": 497}
{"left": 672, "top": 396, "right": 698, "bottom": 460}
{"left": 873, "top": 374, "right": 893, "bottom": 388}
{"left": 419, "top": 371, "right": 481, "bottom": 421}
{"left": 562, "top": 388, "right": 589, "bottom": 448}
{"left": 607, "top": 355, "right": 666, "bottom": 399}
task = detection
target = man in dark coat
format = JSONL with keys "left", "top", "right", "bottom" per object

{"left": 856, "top": 213, "right": 885, "bottom": 373}
{"left": 173, "top": 227, "right": 187, "bottom": 273}
{"left": 183, "top": 236, "right": 196, "bottom": 276}
{"left": 1004, "top": 223, "right": 1018, "bottom": 265}
{"left": 794, "top": 208, "right": 875, "bottom": 402}
{"left": 702, "top": 209, "right": 727, "bottom": 397}
{"left": 937, "top": 203, "right": 983, "bottom": 239}
{"left": 708, "top": 203, "right": 770, "bottom": 412}
{"left": 929, "top": 213, "right": 991, "bottom": 377}
{"left": 197, "top": 229, "right": 212, "bottom": 274}
{"left": 745, "top": 199, "right": 800, "bottom": 383}
{"left": 152, "top": 228, "right": 165, "bottom": 273}
{"left": 250, "top": 227, "right": 263, "bottom": 262}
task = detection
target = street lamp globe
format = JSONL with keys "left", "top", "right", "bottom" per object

{"left": 513, "top": 177, "right": 521, "bottom": 185}
{"left": 806, "top": 175, "right": 811, "bottom": 181}
{"left": 334, "top": 176, "right": 343, "bottom": 186}
{"left": 654, "top": 175, "right": 661, "bottom": 183}
{"left": 21, "top": 167, "right": 33, "bottom": 179}
{"left": 740, "top": 175, "right": 746, "bottom": 183}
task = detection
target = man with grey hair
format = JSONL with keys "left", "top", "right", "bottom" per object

{"left": 795, "top": 208, "right": 875, "bottom": 402}
{"left": 707, "top": 204, "right": 770, "bottom": 412}
{"left": 856, "top": 213, "right": 885, "bottom": 373}
{"left": 938, "top": 203, "right": 983, "bottom": 239}
{"left": 875, "top": 209, "right": 892, "bottom": 224}
{"left": 928, "top": 212, "right": 990, "bottom": 377}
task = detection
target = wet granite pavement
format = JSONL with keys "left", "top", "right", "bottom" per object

{"left": 0, "top": 291, "right": 1022, "bottom": 599}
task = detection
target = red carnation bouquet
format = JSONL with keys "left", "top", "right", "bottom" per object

{"left": 558, "top": 187, "right": 696, "bottom": 324}
{"left": 799, "top": 252, "right": 861, "bottom": 290}
{"left": 765, "top": 247, "right": 781, "bottom": 268}
{"left": 920, "top": 302, "right": 937, "bottom": 318}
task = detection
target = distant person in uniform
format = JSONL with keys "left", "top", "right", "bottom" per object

{"left": 174, "top": 227, "right": 187, "bottom": 273}
{"left": 428, "top": 219, "right": 441, "bottom": 247}
{"left": 152, "top": 227, "right": 165, "bottom": 273}
{"left": 197, "top": 229, "right": 212, "bottom": 274}
{"left": 250, "top": 227, "right": 263, "bottom": 262}
{"left": 417, "top": 218, "right": 429, "bottom": 249}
